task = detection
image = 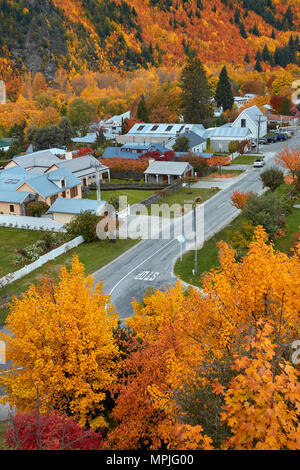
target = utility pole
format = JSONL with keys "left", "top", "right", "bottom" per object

{"left": 256, "top": 115, "right": 262, "bottom": 154}
{"left": 193, "top": 203, "right": 198, "bottom": 275}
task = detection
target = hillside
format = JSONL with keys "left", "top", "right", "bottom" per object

{"left": 0, "top": 0, "right": 299, "bottom": 80}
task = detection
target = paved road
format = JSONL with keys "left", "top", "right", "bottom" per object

{"left": 94, "top": 132, "right": 300, "bottom": 319}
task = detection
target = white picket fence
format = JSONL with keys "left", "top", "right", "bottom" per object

{"left": 0, "top": 236, "right": 84, "bottom": 287}
{"left": 118, "top": 205, "right": 130, "bottom": 219}
{"left": 0, "top": 215, "right": 65, "bottom": 232}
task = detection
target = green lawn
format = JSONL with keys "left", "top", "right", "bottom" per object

{"left": 0, "top": 237, "right": 139, "bottom": 326}
{"left": 0, "top": 228, "right": 45, "bottom": 278}
{"left": 148, "top": 187, "right": 219, "bottom": 217}
{"left": 86, "top": 189, "right": 154, "bottom": 205}
{"left": 174, "top": 214, "right": 243, "bottom": 287}
{"left": 231, "top": 155, "right": 265, "bottom": 165}
{"left": 274, "top": 206, "right": 300, "bottom": 252}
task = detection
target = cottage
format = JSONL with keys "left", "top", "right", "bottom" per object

{"left": 48, "top": 198, "right": 106, "bottom": 225}
{"left": 144, "top": 161, "right": 194, "bottom": 184}
{"left": 0, "top": 190, "right": 34, "bottom": 216}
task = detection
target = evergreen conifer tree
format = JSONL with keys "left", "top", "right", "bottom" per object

{"left": 215, "top": 66, "right": 234, "bottom": 111}
{"left": 137, "top": 95, "right": 149, "bottom": 122}
{"left": 180, "top": 56, "right": 212, "bottom": 124}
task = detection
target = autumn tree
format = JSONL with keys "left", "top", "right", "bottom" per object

{"left": 275, "top": 146, "right": 300, "bottom": 179}
{"left": 230, "top": 190, "right": 251, "bottom": 210}
{"left": 207, "top": 155, "right": 231, "bottom": 175}
{"left": 215, "top": 66, "right": 234, "bottom": 111}
{"left": 218, "top": 320, "right": 300, "bottom": 450}
{"left": 0, "top": 256, "right": 119, "bottom": 427}
{"left": 180, "top": 56, "right": 212, "bottom": 124}
{"left": 122, "top": 227, "right": 300, "bottom": 449}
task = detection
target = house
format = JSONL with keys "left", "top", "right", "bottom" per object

{"left": 233, "top": 96, "right": 249, "bottom": 109}
{"left": 231, "top": 105, "right": 267, "bottom": 139}
{"left": 0, "top": 190, "right": 35, "bottom": 216}
{"left": 165, "top": 130, "right": 206, "bottom": 153}
{"left": 16, "top": 168, "right": 82, "bottom": 207}
{"left": 208, "top": 126, "right": 252, "bottom": 152}
{"left": 144, "top": 161, "right": 194, "bottom": 184}
{"left": 98, "top": 111, "right": 131, "bottom": 140}
{"left": 45, "top": 155, "right": 110, "bottom": 186}
{"left": 0, "top": 138, "right": 12, "bottom": 152}
{"left": 267, "top": 114, "right": 298, "bottom": 126}
{"left": 116, "top": 123, "right": 205, "bottom": 145}
{"left": 0, "top": 166, "right": 82, "bottom": 215}
{"left": 48, "top": 198, "right": 106, "bottom": 225}
{"left": 4, "top": 149, "right": 65, "bottom": 174}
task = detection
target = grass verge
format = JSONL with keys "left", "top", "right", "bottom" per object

{"left": 231, "top": 155, "right": 265, "bottom": 165}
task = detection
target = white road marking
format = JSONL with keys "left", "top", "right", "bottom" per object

{"left": 134, "top": 271, "right": 160, "bottom": 281}
{"left": 109, "top": 239, "right": 175, "bottom": 295}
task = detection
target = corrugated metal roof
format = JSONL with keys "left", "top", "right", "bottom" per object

{"left": 48, "top": 198, "right": 105, "bottom": 214}
{"left": 57, "top": 155, "right": 108, "bottom": 174}
{"left": 145, "top": 161, "right": 190, "bottom": 175}
{"left": 211, "top": 127, "right": 251, "bottom": 137}
{"left": 0, "top": 190, "right": 30, "bottom": 203}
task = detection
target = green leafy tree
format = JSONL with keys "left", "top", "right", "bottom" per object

{"left": 279, "top": 96, "right": 291, "bottom": 116}
{"left": 215, "top": 66, "right": 234, "bottom": 111}
{"left": 180, "top": 56, "right": 213, "bottom": 124}
{"left": 67, "top": 98, "right": 96, "bottom": 136}
{"left": 65, "top": 211, "right": 102, "bottom": 243}
{"left": 243, "top": 193, "right": 283, "bottom": 238}
{"left": 27, "top": 126, "right": 64, "bottom": 151}
{"left": 260, "top": 167, "right": 284, "bottom": 193}
{"left": 173, "top": 136, "right": 190, "bottom": 152}
{"left": 26, "top": 201, "right": 49, "bottom": 218}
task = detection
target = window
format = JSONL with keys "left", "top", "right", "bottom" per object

{"left": 70, "top": 187, "right": 78, "bottom": 198}
{"left": 166, "top": 125, "right": 173, "bottom": 132}
{"left": 241, "top": 119, "right": 246, "bottom": 128}
{"left": 61, "top": 179, "right": 66, "bottom": 188}
{"left": 137, "top": 125, "right": 145, "bottom": 131}
{"left": 9, "top": 205, "right": 14, "bottom": 213}
{"left": 151, "top": 125, "right": 159, "bottom": 132}
{"left": 62, "top": 191, "right": 66, "bottom": 198}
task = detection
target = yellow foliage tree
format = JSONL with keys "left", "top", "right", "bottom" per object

{"left": 0, "top": 256, "right": 119, "bottom": 427}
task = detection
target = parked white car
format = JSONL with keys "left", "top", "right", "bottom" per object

{"left": 253, "top": 159, "right": 265, "bottom": 168}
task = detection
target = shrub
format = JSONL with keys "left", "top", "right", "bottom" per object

{"left": 65, "top": 211, "right": 102, "bottom": 243}
{"left": 26, "top": 201, "right": 49, "bottom": 217}
{"left": 242, "top": 193, "right": 283, "bottom": 238}
{"left": 260, "top": 167, "right": 284, "bottom": 193}
{"left": 5, "top": 413, "right": 103, "bottom": 450}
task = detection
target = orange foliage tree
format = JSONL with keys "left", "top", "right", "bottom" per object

{"left": 231, "top": 190, "right": 252, "bottom": 210}
{"left": 275, "top": 145, "right": 300, "bottom": 178}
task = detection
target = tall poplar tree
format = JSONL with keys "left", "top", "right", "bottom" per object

{"left": 215, "top": 66, "right": 234, "bottom": 111}
{"left": 180, "top": 56, "right": 212, "bottom": 124}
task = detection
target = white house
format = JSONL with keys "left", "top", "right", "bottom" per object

{"left": 231, "top": 105, "right": 267, "bottom": 139}
{"left": 116, "top": 123, "right": 205, "bottom": 145}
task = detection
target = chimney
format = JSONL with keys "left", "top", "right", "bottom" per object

{"left": 65, "top": 152, "right": 73, "bottom": 160}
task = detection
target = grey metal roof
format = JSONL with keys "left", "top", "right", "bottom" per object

{"left": 145, "top": 161, "right": 190, "bottom": 176}
{"left": 211, "top": 127, "right": 251, "bottom": 137}
{"left": 56, "top": 155, "right": 109, "bottom": 175}
{"left": 239, "top": 105, "right": 267, "bottom": 123}
{"left": 48, "top": 198, "right": 105, "bottom": 215}
{"left": 12, "top": 150, "right": 62, "bottom": 169}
